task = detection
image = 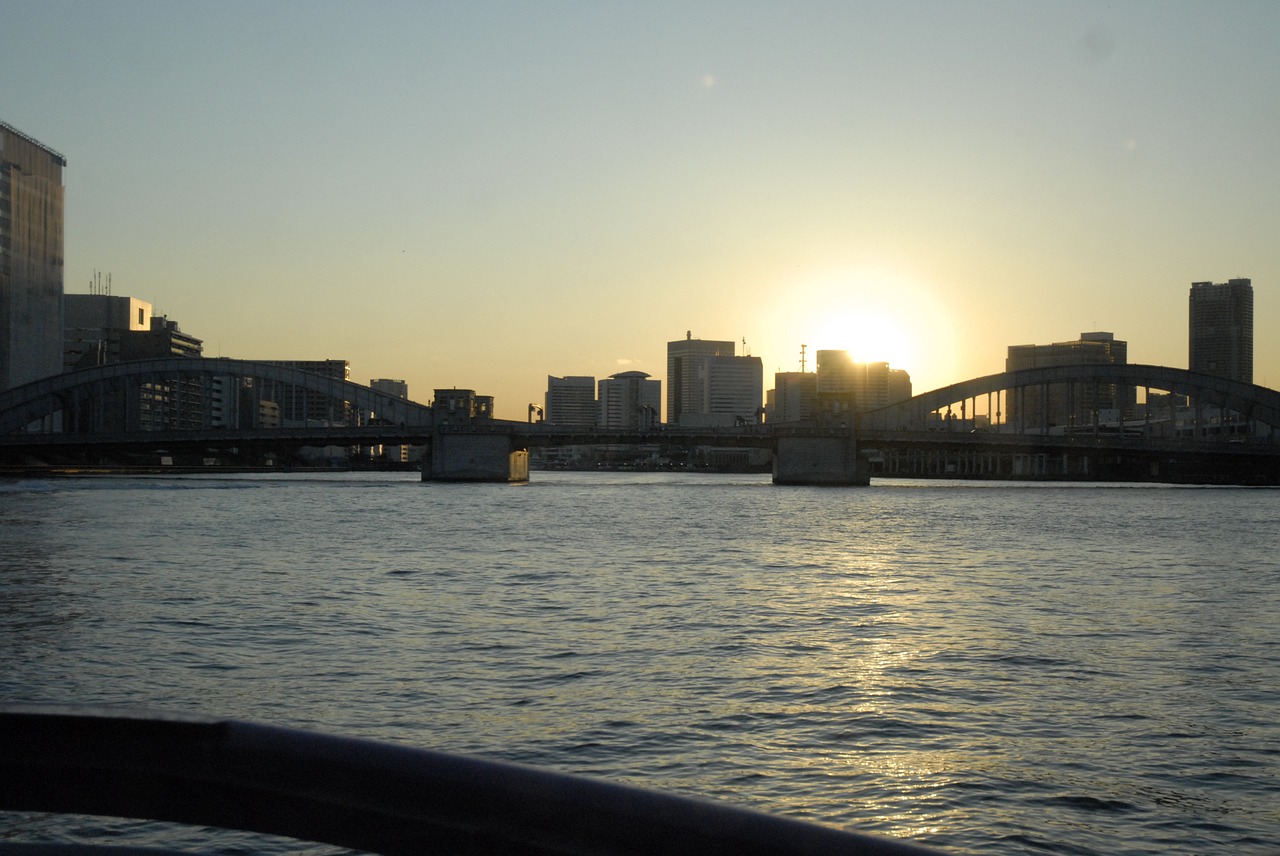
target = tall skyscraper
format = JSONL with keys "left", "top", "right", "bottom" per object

{"left": 544, "top": 375, "right": 597, "bottom": 426}
{"left": 814, "top": 351, "right": 911, "bottom": 412}
{"left": 1189, "top": 278, "right": 1253, "bottom": 383}
{"left": 667, "top": 333, "right": 733, "bottom": 425}
{"left": 1, "top": 121, "right": 66, "bottom": 391}
{"left": 666, "top": 333, "right": 762, "bottom": 426}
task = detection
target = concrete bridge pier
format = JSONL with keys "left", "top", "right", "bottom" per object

{"left": 422, "top": 432, "right": 529, "bottom": 482}
{"left": 772, "top": 434, "right": 870, "bottom": 486}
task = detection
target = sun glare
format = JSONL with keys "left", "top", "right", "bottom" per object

{"left": 770, "top": 266, "right": 948, "bottom": 377}
{"left": 810, "top": 309, "right": 915, "bottom": 368}
{"left": 754, "top": 264, "right": 963, "bottom": 393}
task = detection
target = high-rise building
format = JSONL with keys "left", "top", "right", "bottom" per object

{"left": 64, "top": 294, "right": 154, "bottom": 370}
{"left": 667, "top": 333, "right": 734, "bottom": 425}
{"left": 666, "top": 333, "right": 762, "bottom": 426}
{"left": 1005, "top": 331, "right": 1131, "bottom": 427}
{"left": 768, "top": 372, "right": 817, "bottom": 423}
{"left": 814, "top": 351, "right": 911, "bottom": 412}
{"left": 1006, "top": 333, "right": 1125, "bottom": 373}
{"left": 597, "top": 371, "right": 661, "bottom": 429}
{"left": 1189, "top": 278, "right": 1253, "bottom": 383}
{"left": 370, "top": 378, "right": 409, "bottom": 401}
{"left": 120, "top": 316, "right": 202, "bottom": 361}
{"left": 369, "top": 378, "right": 410, "bottom": 462}
{"left": 211, "top": 376, "right": 271, "bottom": 430}
{"left": 255, "top": 359, "right": 352, "bottom": 425}
{"left": 62, "top": 293, "right": 205, "bottom": 430}
{"left": 126, "top": 317, "right": 205, "bottom": 431}
{"left": 707, "top": 354, "right": 763, "bottom": 425}
{"left": 887, "top": 368, "right": 913, "bottom": 405}
{"left": 1, "top": 121, "right": 66, "bottom": 391}
{"left": 544, "top": 375, "right": 597, "bottom": 426}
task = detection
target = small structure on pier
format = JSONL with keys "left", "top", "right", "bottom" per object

{"left": 423, "top": 389, "right": 528, "bottom": 482}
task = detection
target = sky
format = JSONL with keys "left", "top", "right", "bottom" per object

{"left": 3, "top": 0, "right": 1277, "bottom": 419}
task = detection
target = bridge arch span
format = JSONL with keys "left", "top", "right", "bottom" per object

{"left": 858, "top": 364, "right": 1280, "bottom": 433}
{"left": 0, "top": 358, "right": 435, "bottom": 434}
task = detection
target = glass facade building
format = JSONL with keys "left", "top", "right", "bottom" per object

{"left": 1, "top": 121, "right": 65, "bottom": 391}
{"left": 1189, "top": 278, "right": 1253, "bottom": 383}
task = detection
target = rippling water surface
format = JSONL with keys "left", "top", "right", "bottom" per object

{"left": 2, "top": 472, "right": 1278, "bottom": 854}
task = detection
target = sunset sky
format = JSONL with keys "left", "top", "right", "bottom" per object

{"left": 4, "top": 1, "right": 1277, "bottom": 418}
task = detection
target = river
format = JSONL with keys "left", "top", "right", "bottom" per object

{"left": 1, "top": 471, "right": 1277, "bottom": 854}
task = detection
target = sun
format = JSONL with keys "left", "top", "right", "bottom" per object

{"left": 758, "top": 264, "right": 958, "bottom": 390}
{"left": 810, "top": 308, "right": 916, "bottom": 368}
{"left": 787, "top": 266, "right": 932, "bottom": 370}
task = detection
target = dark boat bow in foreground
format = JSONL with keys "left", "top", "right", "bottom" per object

{"left": 0, "top": 704, "right": 948, "bottom": 856}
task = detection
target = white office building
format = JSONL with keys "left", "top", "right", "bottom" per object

{"left": 666, "top": 333, "right": 762, "bottom": 427}
{"left": 597, "top": 371, "right": 661, "bottom": 429}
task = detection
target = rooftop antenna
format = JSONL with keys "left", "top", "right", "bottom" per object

{"left": 89, "top": 270, "right": 112, "bottom": 295}
{"left": 742, "top": 337, "right": 750, "bottom": 356}
{"left": 800, "top": 343, "right": 807, "bottom": 373}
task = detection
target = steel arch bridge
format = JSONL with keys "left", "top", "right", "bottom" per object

{"left": 0, "top": 358, "right": 435, "bottom": 435}
{"left": 857, "top": 363, "right": 1280, "bottom": 436}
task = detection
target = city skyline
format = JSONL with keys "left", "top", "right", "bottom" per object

{"left": 3, "top": 2, "right": 1278, "bottom": 419}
